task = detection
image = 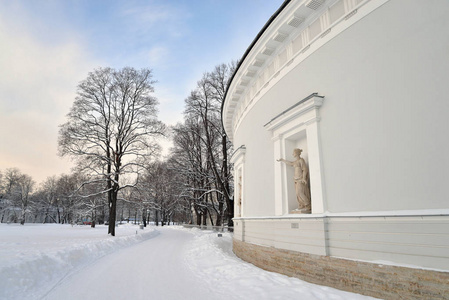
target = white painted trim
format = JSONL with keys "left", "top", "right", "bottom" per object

{"left": 233, "top": 209, "right": 449, "bottom": 220}
{"left": 230, "top": 145, "right": 246, "bottom": 217}
{"left": 264, "top": 95, "right": 324, "bottom": 131}
{"left": 230, "top": 145, "right": 246, "bottom": 164}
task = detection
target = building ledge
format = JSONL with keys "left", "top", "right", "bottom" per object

{"left": 234, "top": 209, "right": 449, "bottom": 220}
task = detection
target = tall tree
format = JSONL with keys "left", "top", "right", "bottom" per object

{"left": 206, "top": 63, "right": 235, "bottom": 225}
{"left": 2, "top": 168, "right": 35, "bottom": 225}
{"left": 55, "top": 173, "right": 83, "bottom": 224}
{"left": 0, "top": 170, "right": 3, "bottom": 195}
{"left": 59, "top": 67, "right": 164, "bottom": 236}
{"left": 39, "top": 176, "right": 58, "bottom": 223}
{"left": 171, "top": 120, "right": 209, "bottom": 225}
{"left": 3, "top": 168, "right": 21, "bottom": 196}
{"left": 17, "top": 174, "right": 34, "bottom": 225}
{"left": 140, "top": 161, "right": 184, "bottom": 226}
{"left": 171, "top": 62, "right": 235, "bottom": 226}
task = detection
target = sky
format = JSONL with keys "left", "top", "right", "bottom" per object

{"left": 0, "top": 0, "right": 283, "bottom": 185}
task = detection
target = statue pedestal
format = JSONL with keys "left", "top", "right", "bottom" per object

{"left": 290, "top": 208, "right": 311, "bottom": 214}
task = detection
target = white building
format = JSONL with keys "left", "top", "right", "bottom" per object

{"left": 222, "top": 0, "right": 449, "bottom": 298}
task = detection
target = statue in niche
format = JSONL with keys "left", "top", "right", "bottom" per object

{"left": 237, "top": 175, "right": 242, "bottom": 217}
{"left": 277, "top": 148, "right": 311, "bottom": 213}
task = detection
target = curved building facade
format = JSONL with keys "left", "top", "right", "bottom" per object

{"left": 222, "top": 0, "right": 449, "bottom": 298}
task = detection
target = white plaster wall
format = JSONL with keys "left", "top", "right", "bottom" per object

{"left": 233, "top": 115, "right": 275, "bottom": 216}
{"left": 234, "top": 217, "right": 328, "bottom": 256}
{"left": 232, "top": 0, "right": 449, "bottom": 215}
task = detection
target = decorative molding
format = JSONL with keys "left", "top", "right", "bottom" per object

{"left": 230, "top": 145, "right": 246, "bottom": 164}
{"left": 306, "top": 0, "right": 325, "bottom": 10}
{"left": 288, "top": 16, "right": 305, "bottom": 27}
{"left": 262, "top": 47, "right": 275, "bottom": 56}
{"left": 266, "top": 94, "right": 325, "bottom": 215}
{"left": 264, "top": 93, "right": 324, "bottom": 132}
{"left": 273, "top": 32, "right": 288, "bottom": 43}
{"left": 271, "top": 133, "right": 283, "bottom": 142}
{"left": 222, "top": 0, "right": 388, "bottom": 142}
{"left": 345, "top": 9, "right": 358, "bottom": 19}
{"left": 320, "top": 28, "right": 332, "bottom": 38}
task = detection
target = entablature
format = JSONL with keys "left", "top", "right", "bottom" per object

{"left": 223, "top": 0, "right": 379, "bottom": 142}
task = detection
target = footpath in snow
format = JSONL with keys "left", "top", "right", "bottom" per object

{"left": 0, "top": 224, "right": 378, "bottom": 300}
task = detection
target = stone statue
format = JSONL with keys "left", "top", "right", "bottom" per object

{"left": 237, "top": 175, "right": 242, "bottom": 217}
{"left": 277, "top": 148, "right": 311, "bottom": 213}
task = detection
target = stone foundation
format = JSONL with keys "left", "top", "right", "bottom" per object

{"left": 233, "top": 239, "right": 449, "bottom": 299}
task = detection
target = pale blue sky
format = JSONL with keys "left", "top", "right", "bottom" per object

{"left": 0, "top": 0, "right": 283, "bottom": 184}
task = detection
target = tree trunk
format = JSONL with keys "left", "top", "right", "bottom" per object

{"left": 107, "top": 180, "right": 113, "bottom": 233}
{"left": 195, "top": 208, "right": 201, "bottom": 226}
{"left": 216, "top": 199, "right": 223, "bottom": 227}
{"left": 222, "top": 134, "right": 234, "bottom": 226}
{"left": 20, "top": 201, "right": 26, "bottom": 225}
{"left": 207, "top": 208, "right": 214, "bottom": 226}
{"left": 57, "top": 206, "right": 61, "bottom": 223}
{"left": 91, "top": 210, "right": 96, "bottom": 228}
{"left": 142, "top": 209, "right": 147, "bottom": 227}
{"left": 108, "top": 187, "right": 118, "bottom": 236}
{"left": 202, "top": 210, "right": 207, "bottom": 226}
{"left": 99, "top": 204, "right": 105, "bottom": 224}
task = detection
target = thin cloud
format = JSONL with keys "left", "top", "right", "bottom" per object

{"left": 119, "top": 2, "right": 190, "bottom": 39}
{"left": 0, "top": 13, "right": 100, "bottom": 183}
{"left": 147, "top": 46, "right": 170, "bottom": 68}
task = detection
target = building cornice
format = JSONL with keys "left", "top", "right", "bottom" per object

{"left": 222, "top": 0, "right": 388, "bottom": 142}
{"left": 220, "top": 0, "right": 291, "bottom": 133}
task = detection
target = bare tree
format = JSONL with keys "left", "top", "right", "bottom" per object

{"left": 0, "top": 170, "right": 5, "bottom": 222}
{"left": 206, "top": 63, "right": 235, "bottom": 226}
{"left": 3, "top": 168, "right": 21, "bottom": 196}
{"left": 0, "top": 170, "right": 3, "bottom": 195}
{"left": 59, "top": 67, "right": 164, "bottom": 235}
{"left": 0, "top": 168, "right": 21, "bottom": 222}
{"left": 1, "top": 168, "right": 35, "bottom": 225}
{"left": 74, "top": 178, "right": 107, "bottom": 227}
{"left": 171, "top": 121, "right": 209, "bottom": 225}
{"left": 139, "top": 161, "right": 185, "bottom": 226}
{"left": 39, "top": 176, "right": 58, "bottom": 223}
{"left": 17, "top": 174, "right": 34, "bottom": 225}
{"left": 172, "top": 63, "right": 235, "bottom": 226}
{"left": 55, "top": 173, "right": 83, "bottom": 224}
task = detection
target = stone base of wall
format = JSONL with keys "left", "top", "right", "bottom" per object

{"left": 233, "top": 239, "right": 449, "bottom": 299}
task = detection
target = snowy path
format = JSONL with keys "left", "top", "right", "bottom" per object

{"left": 0, "top": 224, "right": 377, "bottom": 300}
{"left": 43, "top": 228, "right": 207, "bottom": 300}
{"left": 41, "top": 227, "right": 375, "bottom": 300}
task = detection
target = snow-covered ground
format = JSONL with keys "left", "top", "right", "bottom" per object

{"left": 0, "top": 224, "right": 378, "bottom": 300}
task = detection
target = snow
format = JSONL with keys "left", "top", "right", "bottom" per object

{"left": 0, "top": 223, "right": 158, "bottom": 300}
{"left": 0, "top": 224, "right": 377, "bottom": 300}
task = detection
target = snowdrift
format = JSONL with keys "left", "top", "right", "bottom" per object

{"left": 0, "top": 224, "right": 158, "bottom": 300}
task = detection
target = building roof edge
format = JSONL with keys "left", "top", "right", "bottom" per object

{"left": 221, "top": 0, "right": 291, "bottom": 137}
